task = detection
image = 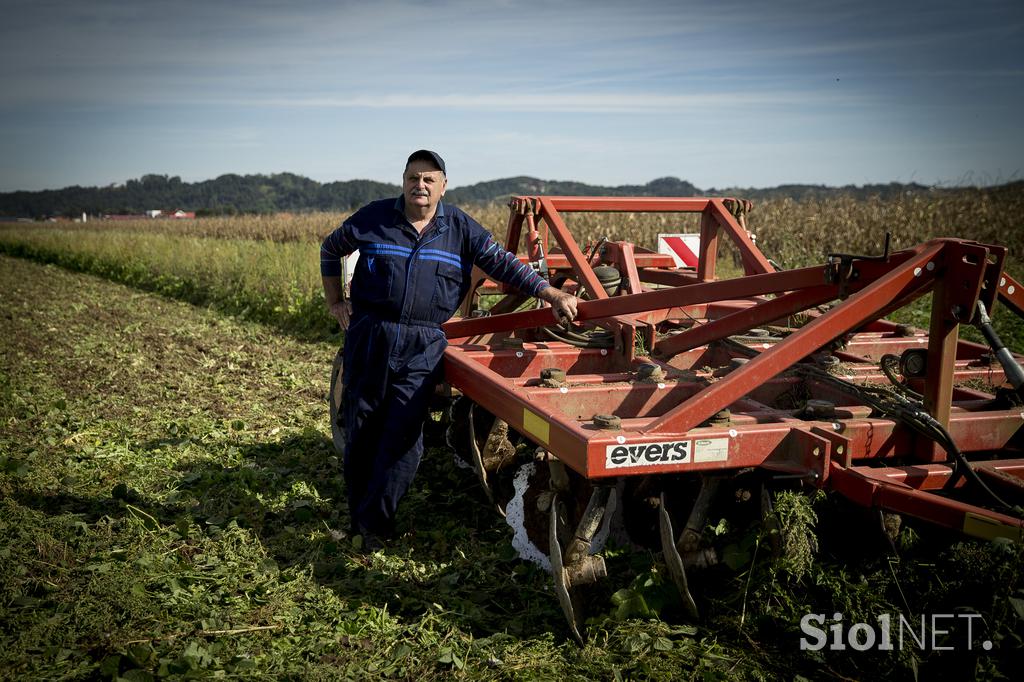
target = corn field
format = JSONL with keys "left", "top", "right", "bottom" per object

{"left": 22, "top": 187, "right": 1022, "bottom": 271}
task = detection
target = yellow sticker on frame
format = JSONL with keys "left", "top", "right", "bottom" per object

{"left": 523, "top": 409, "right": 550, "bottom": 444}
{"left": 963, "top": 512, "right": 1023, "bottom": 543}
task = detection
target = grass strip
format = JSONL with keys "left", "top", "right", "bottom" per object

{"left": 0, "top": 226, "right": 336, "bottom": 340}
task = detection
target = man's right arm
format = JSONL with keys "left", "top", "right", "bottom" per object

{"left": 321, "top": 225, "right": 356, "bottom": 330}
{"left": 322, "top": 276, "right": 352, "bottom": 330}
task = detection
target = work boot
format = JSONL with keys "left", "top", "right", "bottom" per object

{"left": 357, "top": 533, "right": 385, "bottom": 553}
{"left": 353, "top": 525, "right": 386, "bottom": 553}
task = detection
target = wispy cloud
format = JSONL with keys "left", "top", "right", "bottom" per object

{"left": 224, "top": 90, "right": 875, "bottom": 113}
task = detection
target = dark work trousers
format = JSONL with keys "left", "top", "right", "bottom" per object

{"left": 341, "top": 312, "right": 447, "bottom": 537}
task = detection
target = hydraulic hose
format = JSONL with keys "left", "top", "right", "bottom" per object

{"left": 798, "top": 364, "right": 1021, "bottom": 516}
{"left": 879, "top": 353, "right": 923, "bottom": 400}
{"left": 540, "top": 325, "right": 615, "bottom": 349}
{"left": 974, "top": 300, "right": 1024, "bottom": 391}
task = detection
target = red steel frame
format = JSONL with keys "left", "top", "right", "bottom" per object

{"left": 441, "top": 197, "right": 1024, "bottom": 543}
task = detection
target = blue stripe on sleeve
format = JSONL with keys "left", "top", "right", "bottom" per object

{"left": 472, "top": 235, "right": 550, "bottom": 298}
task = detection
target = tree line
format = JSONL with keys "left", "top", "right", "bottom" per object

{"left": 2, "top": 171, "right": 1015, "bottom": 219}
{"left": 0, "top": 173, "right": 398, "bottom": 218}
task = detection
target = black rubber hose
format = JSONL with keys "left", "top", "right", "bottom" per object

{"left": 880, "top": 353, "right": 923, "bottom": 400}
{"left": 799, "top": 365, "right": 1020, "bottom": 516}
{"left": 540, "top": 325, "right": 614, "bottom": 349}
{"left": 975, "top": 300, "right": 1024, "bottom": 391}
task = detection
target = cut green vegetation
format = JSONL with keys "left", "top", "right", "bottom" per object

{"left": 1, "top": 256, "right": 773, "bottom": 680}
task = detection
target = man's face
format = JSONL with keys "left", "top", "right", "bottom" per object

{"left": 403, "top": 160, "right": 446, "bottom": 211}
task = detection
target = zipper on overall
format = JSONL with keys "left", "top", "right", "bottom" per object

{"left": 391, "top": 225, "right": 446, "bottom": 368}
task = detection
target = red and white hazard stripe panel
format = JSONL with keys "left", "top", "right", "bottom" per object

{"left": 658, "top": 234, "right": 701, "bottom": 268}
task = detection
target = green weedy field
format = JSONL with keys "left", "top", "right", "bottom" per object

{"left": 1, "top": 191, "right": 1023, "bottom": 680}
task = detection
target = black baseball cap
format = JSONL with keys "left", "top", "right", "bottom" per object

{"left": 406, "top": 149, "right": 446, "bottom": 175}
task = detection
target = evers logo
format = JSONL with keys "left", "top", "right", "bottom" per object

{"left": 605, "top": 440, "right": 690, "bottom": 468}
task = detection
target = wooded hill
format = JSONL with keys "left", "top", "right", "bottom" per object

{"left": 2, "top": 171, "right": 1017, "bottom": 218}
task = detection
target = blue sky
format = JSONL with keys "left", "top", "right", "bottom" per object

{"left": 0, "top": 0, "right": 1021, "bottom": 191}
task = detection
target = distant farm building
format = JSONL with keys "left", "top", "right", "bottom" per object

{"left": 103, "top": 209, "right": 196, "bottom": 220}
{"left": 146, "top": 209, "right": 196, "bottom": 219}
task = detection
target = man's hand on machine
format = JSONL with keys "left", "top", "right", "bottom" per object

{"left": 538, "top": 287, "right": 579, "bottom": 327}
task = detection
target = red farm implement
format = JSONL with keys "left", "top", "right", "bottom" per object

{"left": 334, "top": 195, "right": 1024, "bottom": 642}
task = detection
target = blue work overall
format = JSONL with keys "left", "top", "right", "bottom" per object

{"left": 321, "top": 198, "right": 549, "bottom": 537}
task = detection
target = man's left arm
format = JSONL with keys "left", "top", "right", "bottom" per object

{"left": 469, "top": 227, "right": 578, "bottom": 324}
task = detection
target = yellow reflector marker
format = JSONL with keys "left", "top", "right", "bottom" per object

{"left": 963, "top": 512, "right": 1023, "bottom": 543}
{"left": 523, "top": 408, "right": 550, "bottom": 444}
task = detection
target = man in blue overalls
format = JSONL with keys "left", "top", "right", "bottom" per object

{"left": 320, "top": 150, "right": 577, "bottom": 549}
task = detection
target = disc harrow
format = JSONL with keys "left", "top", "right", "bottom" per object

{"left": 332, "top": 195, "right": 1024, "bottom": 641}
